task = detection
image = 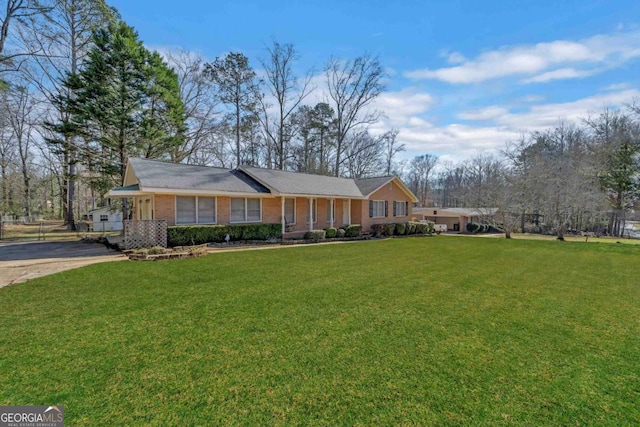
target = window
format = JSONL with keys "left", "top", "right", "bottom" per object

{"left": 369, "top": 200, "right": 387, "bottom": 218}
{"left": 230, "top": 198, "right": 262, "bottom": 223}
{"left": 176, "top": 196, "right": 216, "bottom": 224}
{"left": 198, "top": 197, "right": 216, "bottom": 224}
{"left": 99, "top": 214, "right": 109, "bottom": 222}
{"left": 326, "top": 200, "right": 336, "bottom": 223}
{"left": 284, "top": 198, "right": 295, "bottom": 224}
{"left": 394, "top": 201, "right": 408, "bottom": 217}
{"left": 176, "top": 196, "right": 196, "bottom": 224}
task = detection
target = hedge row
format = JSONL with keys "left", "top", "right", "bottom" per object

{"left": 371, "top": 221, "right": 435, "bottom": 237}
{"left": 168, "top": 223, "right": 281, "bottom": 246}
{"left": 466, "top": 222, "right": 491, "bottom": 233}
{"left": 307, "top": 224, "right": 363, "bottom": 241}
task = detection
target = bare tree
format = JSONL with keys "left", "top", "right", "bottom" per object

{"left": 407, "top": 154, "right": 438, "bottom": 206}
{"left": 204, "top": 51, "right": 259, "bottom": 167}
{"left": 344, "top": 129, "right": 384, "bottom": 178}
{"left": 325, "top": 54, "right": 384, "bottom": 176}
{"left": 586, "top": 108, "right": 640, "bottom": 236}
{"left": 166, "top": 49, "right": 223, "bottom": 164}
{"left": 22, "top": 0, "right": 113, "bottom": 227}
{"left": 381, "top": 128, "right": 403, "bottom": 175}
{"left": 1, "top": 0, "right": 54, "bottom": 73}
{"left": 259, "top": 41, "right": 313, "bottom": 170}
{"left": 0, "top": 87, "right": 15, "bottom": 212}
{"left": 6, "top": 85, "right": 37, "bottom": 216}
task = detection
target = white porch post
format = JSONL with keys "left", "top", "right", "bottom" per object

{"left": 281, "top": 197, "right": 286, "bottom": 235}
{"left": 308, "top": 197, "right": 313, "bottom": 232}
{"left": 330, "top": 198, "right": 334, "bottom": 228}
{"left": 348, "top": 199, "right": 351, "bottom": 225}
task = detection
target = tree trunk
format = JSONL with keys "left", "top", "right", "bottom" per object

{"left": 66, "top": 158, "right": 77, "bottom": 230}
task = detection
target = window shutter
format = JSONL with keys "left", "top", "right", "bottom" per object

{"left": 369, "top": 200, "right": 373, "bottom": 218}
{"left": 385, "top": 201, "right": 388, "bottom": 217}
{"left": 405, "top": 201, "right": 409, "bottom": 215}
{"left": 393, "top": 201, "right": 397, "bottom": 216}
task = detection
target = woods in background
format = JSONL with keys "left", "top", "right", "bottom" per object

{"left": 1, "top": 0, "right": 638, "bottom": 236}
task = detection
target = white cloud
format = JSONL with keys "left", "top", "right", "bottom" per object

{"left": 521, "top": 95, "right": 546, "bottom": 103}
{"left": 371, "top": 87, "right": 436, "bottom": 127}
{"left": 381, "top": 88, "right": 640, "bottom": 162}
{"left": 523, "top": 67, "right": 596, "bottom": 83}
{"left": 404, "top": 30, "right": 640, "bottom": 84}
{"left": 601, "top": 82, "right": 632, "bottom": 91}
{"left": 458, "top": 106, "right": 510, "bottom": 121}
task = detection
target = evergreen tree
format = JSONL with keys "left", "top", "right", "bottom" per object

{"left": 51, "top": 20, "right": 185, "bottom": 215}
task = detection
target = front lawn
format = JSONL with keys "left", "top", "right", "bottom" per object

{"left": 1, "top": 238, "right": 639, "bottom": 425}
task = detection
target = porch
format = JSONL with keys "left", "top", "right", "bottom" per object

{"left": 275, "top": 196, "right": 357, "bottom": 236}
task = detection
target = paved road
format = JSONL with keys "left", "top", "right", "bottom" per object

{"left": 0, "top": 240, "right": 126, "bottom": 288}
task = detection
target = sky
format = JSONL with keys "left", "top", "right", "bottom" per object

{"left": 109, "top": 0, "right": 640, "bottom": 164}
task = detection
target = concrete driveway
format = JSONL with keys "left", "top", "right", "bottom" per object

{"left": 0, "top": 240, "right": 126, "bottom": 288}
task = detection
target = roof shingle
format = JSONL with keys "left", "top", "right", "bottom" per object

{"left": 129, "top": 158, "right": 270, "bottom": 194}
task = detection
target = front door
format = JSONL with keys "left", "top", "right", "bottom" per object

{"left": 343, "top": 199, "right": 350, "bottom": 226}
{"left": 138, "top": 197, "right": 153, "bottom": 220}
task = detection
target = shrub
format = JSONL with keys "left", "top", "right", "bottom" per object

{"left": 147, "top": 246, "right": 166, "bottom": 255}
{"left": 344, "top": 224, "right": 362, "bottom": 237}
{"left": 381, "top": 223, "right": 394, "bottom": 236}
{"left": 325, "top": 227, "right": 337, "bottom": 238}
{"left": 466, "top": 222, "right": 480, "bottom": 233}
{"left": 371, "top": 224, "right": 384, "bottom": 237}
{"left": 336, "top": 228, "right": 346, "bottom": 238}
{"left": 167, "top": 223, "right": 282, "bottom": 246}
{"left": 395, "top": 223, "right": 406, "bottom": 235}
{"left": 414, "top": 222, "right": 427, "bottom": 234}
{"left": 407, "top": 221, "right": 417, "bottom": 235}
{"left": 424, "top": 220, "right": 435, "bottom": 234}
{"left": 304, "top": 230, "right": 326, "bottom": 242}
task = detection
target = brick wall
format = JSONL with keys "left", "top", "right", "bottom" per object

{"left": 154, "top": 195, "right": 175, "bottom": 226}
{"left": 359, "top": 179, "right": 413, "bottom": 232}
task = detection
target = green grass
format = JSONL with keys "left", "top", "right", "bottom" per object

{"left": 1, "top": 238, "right": 639, "bottom": 425}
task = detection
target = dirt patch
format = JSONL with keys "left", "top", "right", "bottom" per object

{"left": 0, "top": 240, "right": 126, "bottom": 288}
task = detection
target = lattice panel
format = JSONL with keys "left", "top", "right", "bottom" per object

{"left": 123, "top": 220, "right": 167, "bottom": 249}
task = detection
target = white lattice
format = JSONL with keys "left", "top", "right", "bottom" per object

{"left": 124, "top": 220, "right": 167, "bottom": 249}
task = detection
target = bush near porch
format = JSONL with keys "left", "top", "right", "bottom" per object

{"left": 371, "top": 220, "right": 435, "bottom": 237}
{"left": 167, "top": 223, "right": 281, "bottom": 246}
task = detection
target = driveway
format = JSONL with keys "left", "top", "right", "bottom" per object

{"left": 0, "top": 240, "right": 126, "bottom": 288}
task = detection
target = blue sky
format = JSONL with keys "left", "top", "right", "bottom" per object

{"left": 110, "top": 0, "right": 640, "bottom": 163}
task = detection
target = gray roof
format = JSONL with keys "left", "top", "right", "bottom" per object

{"left": 129, "top": 158, "right": 270, "bottom": 194}
{"left": 355, "top": 176, "right": 394, "bottom": 196}
{"left": 111, "top": 184, "right": 140, "bottom": 192}
{"left": 414, "top": 207, "right": 498, "bottom": 216}
{"left": 240, "top": 166, "right": 364, "bottom": 198}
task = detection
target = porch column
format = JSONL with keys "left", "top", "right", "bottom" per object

{"left": 330, "top": 198, "right": 334, "bottom": 228}
{"left": 348, "top": 199, "right": 351, "bottom": 225}
{"left": 308, "top": 197, "right": 314, "bottom": 232}
{"left": 281, "top": 197, "right": 286, "bottom": 235}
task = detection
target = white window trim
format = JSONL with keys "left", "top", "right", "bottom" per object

{"left": 175, "top": 195, "right": 217, "bottom": 225}
{"left": 306, "top": 199, "right": 317, "bottom": 224}
{"left": 285, "top": 197, "right": 296, "bottom": 225}
{"left": 372, "top": 200, "right": 385, "bottom": 218}
{"left": 326, "top": 200, "right": 336, "bottom": 223}
{"left": 394, "top": 200, "right": 408, "bottom": 217}
{"left": 230, "top": 197, "right": 263, "bottom": 224}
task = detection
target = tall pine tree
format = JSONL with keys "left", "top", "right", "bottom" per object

{"left": 52, "top": 20, "right": 185, "bottom": 217}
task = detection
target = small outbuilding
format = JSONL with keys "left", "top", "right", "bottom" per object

{"left": 89, "top": 206, "right": 123, "bottom": 232}
{"left": 412, "top": 207, "right": 498, "bottom": 233}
